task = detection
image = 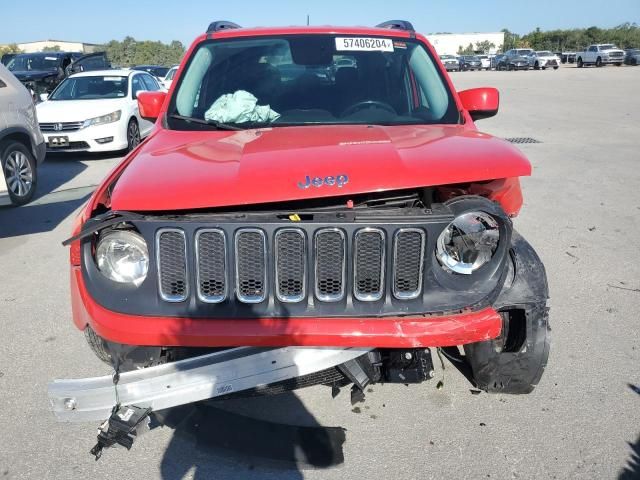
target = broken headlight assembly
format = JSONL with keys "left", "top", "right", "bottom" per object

{"left": 95, "top": 230, "right": 149, "bottom": 285}
{"left": 436, "top": 211, "right": 500, "bottom": 274}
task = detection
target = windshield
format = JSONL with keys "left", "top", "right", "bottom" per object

{"left": 7, "top": 54, "right": 61, "bottom": 72}
{"left": 49, "top": 75, "right": 128, "bottom": 100}
{"left": 516, "top": 49, "right": 533, "bottom": 56}
{"left": 600, "top": 44, "right": 617, "bottom": 50}
{"left": 165, "top": 67, "right": 177, "bottom": 80}
{"left": 169, "top": 35, "right": 458, "bottom": 129}
{"left": 536, "top": 51, "right": 553, "bottom": 56}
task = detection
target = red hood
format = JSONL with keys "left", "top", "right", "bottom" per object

{"left": 110, "top": 124, "right": 531, "bottom": 211}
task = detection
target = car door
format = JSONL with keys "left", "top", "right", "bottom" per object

{"left": 130, "top": 73, "right": 155, "bottom": 136}
{"left": 66, "top": 52, "right": 110, "bottom": 76}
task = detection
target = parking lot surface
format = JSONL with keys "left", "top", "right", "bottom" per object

{"left": 0, "top": 66, "right": 639, "bottom": 480}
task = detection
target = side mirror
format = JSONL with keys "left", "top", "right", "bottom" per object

{"left": 458, "top": 87, "right": 499, "bottom": 121}
{"left": 39, "top": 93, "right": 49, "bottom": 102}
{"left": 137, "top": 91, "right": 166, "bottom": 122}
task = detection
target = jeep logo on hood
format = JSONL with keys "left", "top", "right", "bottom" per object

{"left": 298, "top": 174, "right": 349, "bottom": 189}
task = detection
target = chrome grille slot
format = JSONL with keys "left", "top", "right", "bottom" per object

{"left": 314, "top": 228, "right": 346, "bottom": 302}
{"left": 353, "top": 228, "right": 385, "bottom": 301}
{"left": 393, "top": 228, "right": 426, "bottom": 299}
{"left": 235, "top": 229, "right": 267, "bottom": 303}
{"left": 275, "top": 229, "right": 306, "bottom": 302}
{"left": 157, "top": 229, "right": 188, "bottom": 302}
{"left": 195, "top": 229, "right": 227, "bottom": 303}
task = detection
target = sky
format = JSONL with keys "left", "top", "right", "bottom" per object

{"left": 1, "top": 0, "right": 639, "bottom": 46}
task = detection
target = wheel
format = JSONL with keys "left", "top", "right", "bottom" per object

{"left": 615, "top": 63, "right": 622, "bottom": 67}
{"left": 596, "top": 57, "right": 602, "bottom": 67}
{"left": 464, "top": 305, "right": 550, "bottom": 394}
{"left": 577, "top": 57, "right": 583, "bottom": 68}
{"left": 542, "top": 66, "right": 546, "bottom": 70}
{"left": 553, "top": 66, "right": 559, "bottom": 70}
{"left": 1, "top": 141, "right": 37, "bottom": 206}
{"left": 508, "top": 64, "right": 513, "bottom": 71}
{"left": 633, "top": 58, "right": 638, "bottom": 66}
{"left": 534, "top": 62, "right": 539, "bottom": 70}
{"left": 84, "top": 327, "right": 112, "bottom": 365}
{"left": 126, "top": 118, "right": 141, "bottom": 152}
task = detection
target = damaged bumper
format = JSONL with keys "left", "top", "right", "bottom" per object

{"left": 49, "top": 346, "right": 372, "bottom": 422}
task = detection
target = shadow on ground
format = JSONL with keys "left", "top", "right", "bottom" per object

{"left": 152, "top": 392, "right": 345, "bottom": 479}
{"left": 0, "top": 151, "right": 122, "bottom": 238}
{"left": 618, "top": 384, "right": 640, "bottom": 479}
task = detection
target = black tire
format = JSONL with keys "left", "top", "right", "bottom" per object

{"left": 126, "top": 118, "right": 141, "bottom": 152}
{"left": 464, "top": 306, "right": 549, "bottom": 394}
{"left": 84, "top": 327, "right": 112, "bottom": 365}
{"left": 615, "top": 63, "right": 622, "bottom": 67}
{"left": 596, "top": 57, "right": 602, "bottom": 67}
{"left": 553, "top": 66, "right": 559, "bottom": 70}
{"left": 1, "top": 141, "right": 37, "bottom": 206}
{"left": 534, "top": 62, "right": 539, "bottom": 70}
{"left": 577, "top": 57, "right": 583, "bottom": 68}
{"left": 507, "top": 64, "right": 513, "bottom": 71}
{"left": 542, "top": 66, "right": 546, "bottom": 70}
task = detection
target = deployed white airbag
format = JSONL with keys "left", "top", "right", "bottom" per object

{"left": 205, "top": 90, "right": 280, "bottom": 124}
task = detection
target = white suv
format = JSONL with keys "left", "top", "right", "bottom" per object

{"left": 0, "top": 64, "right": 45, "bottom": 206}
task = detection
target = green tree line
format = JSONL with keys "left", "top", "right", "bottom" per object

{"left": 502, "top": 23, "right": 640, "bottom": 52}
{"left": 102, "top": 37, "right": 185, "bottom": 67}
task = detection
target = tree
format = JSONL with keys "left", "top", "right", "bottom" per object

{"left": 41, "top": 45, "right": 61, "bottom": 52}
{"left": 475, "top": 40, "right": 496, "bottom": 53}
{"left": 501, "top": 28, "right": 520, "bottom": 51}
{"left": 457, "top": 43, "right": 475, "bottom": 55}
{"left": 0, "top": 43, "right": 22, "bottom": 58}
{"left": 102, "top": 37, "right": 185, "bottom": 67}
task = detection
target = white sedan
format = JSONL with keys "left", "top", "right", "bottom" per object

{"left": 527, "top": 51, "right": 561, "bottom": 70}
{"left": 162, "top": 65, "right": 178, "bottom": 90}
{"left": 36, "top": 69, "right": 162, "bottom": 153}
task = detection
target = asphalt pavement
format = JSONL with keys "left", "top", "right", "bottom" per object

{"left": 0, "top": 65, "right": 639, "bottom": 480}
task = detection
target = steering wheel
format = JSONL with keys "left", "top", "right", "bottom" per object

{"left": 341, "top": 100, "right": 397, "bottom": 118}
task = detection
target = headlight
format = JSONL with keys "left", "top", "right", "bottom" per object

{"left": 96, "top": 230, "right": 149, "bottom": 285}
{"left": 83, "top": 110, "right": 121, "bottom": 128}
{"left": 436, "top": 212, "right": 500, "bottom": 274}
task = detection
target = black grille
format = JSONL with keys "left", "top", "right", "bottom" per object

{"left": 353, "top": 229, "right": 385, "bottom": 301}
{"left": 393, "top": 229, "right": 425, "bottom": 299}
{"left": 196, "top": 230, "right": 226, "bottom": 303}
{"left": 275, "top": 229, "right": 306, "bottom": 302}
{"left": 315, "top": 229, "right": 346, "bottom": 301}
{"left": 235, "top": 229, "right": 267, "bottom": 303}
{"left": 157, "top": 230, "right": 187, "bottom": 301}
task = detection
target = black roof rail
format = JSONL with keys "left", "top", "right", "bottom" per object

{"left": 375, "top": 20, "right": 415, "bottom": 32}
{"left": 206, "top": 21, "right": 242, "bottom": 33}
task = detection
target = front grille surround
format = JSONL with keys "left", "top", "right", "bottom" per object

{"left": 275, "top": 228, "right": 307, "bottom": 303}
{"left": 195, "top": 229, "right": 228, "bottom": 303}
{"left": 314, "top": 228, "right": 347, "bottom": 302}
{"left": 156, "top": 228, "right": 189, "bottom": 302}
{"left": 40, "top": 121, "right": 84, "bottom": 132}
{"left": 353, "top": 228, "right": 386, "bottom": 301}
{"left": 392, "top": 228, "right": 426, "bottom": 300}
{"left": 234, "top": 228, "right": 268, "bottom": 303}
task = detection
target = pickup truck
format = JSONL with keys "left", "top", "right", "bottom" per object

{"left": 576, "top": 44, "right": 625, "bottom": 67}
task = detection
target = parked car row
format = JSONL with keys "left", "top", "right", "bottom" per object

{"left": 440, "top": 44, "right": 640, "bottom": 71}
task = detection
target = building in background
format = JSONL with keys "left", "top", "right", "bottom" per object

{"left": 427, "top": 32, "right": 505, "bottom": 55}
{"left": 1, "top": 40, "right": 102, "bottom": 53}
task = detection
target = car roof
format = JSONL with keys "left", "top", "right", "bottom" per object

{"left": 70, "top": 69, "right": 134, "bottom": 78}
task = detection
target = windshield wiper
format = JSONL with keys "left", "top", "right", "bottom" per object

{"left": 168, "top": 114, "right": 245, "bottom": 131}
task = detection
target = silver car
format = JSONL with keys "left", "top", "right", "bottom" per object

{"left": 0, "top": 64, "right": 45, "bottom": 206}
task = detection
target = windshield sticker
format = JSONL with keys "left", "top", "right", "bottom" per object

{"left": 103, "top": 77, "right": 123, "bottom": 82}
{"left": 335, "top": 37, "right": 394, "bottom": 52}
{"left": 44, "top": 56, "right": 58, "bottom": 60}
{"left": 393, "top": 41, "right": 407, "bottom": 49}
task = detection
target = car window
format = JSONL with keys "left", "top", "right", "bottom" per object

{"left": 131, "top": 74, "right": 146, "bottom": 98}
{"left": 141, "top": 74, "right": 160, "bottom": 91}
{"left": 73, "top": 54, "right": 108, "bottom": 72}
{"left": 49, "top": 75, "right": 128, "bottom": 100}
{"left": 7, "top": 54, "right": 61, "bottom": 72}
{"left": 171, "top": 35, "right": 459, "bottom": 129}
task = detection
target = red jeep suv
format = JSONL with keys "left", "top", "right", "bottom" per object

{"left": 66, "top": 20, "right": 549, "bottom": 396}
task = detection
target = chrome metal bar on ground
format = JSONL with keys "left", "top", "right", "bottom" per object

{"left": 49, "top": 346, "right": 372, "bottom": 422}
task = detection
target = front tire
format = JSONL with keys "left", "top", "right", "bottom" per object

{"left": 596, "top": 57, "right": 603, "bottom": 67}
{"left": 1, "top": 141, "right": 37, "bottom": 206}
{"left": 126, "top": 118, "right": 141, "bottom": 152}
{"left": 577, "top": 57, "right": 583, "bottom": 68}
